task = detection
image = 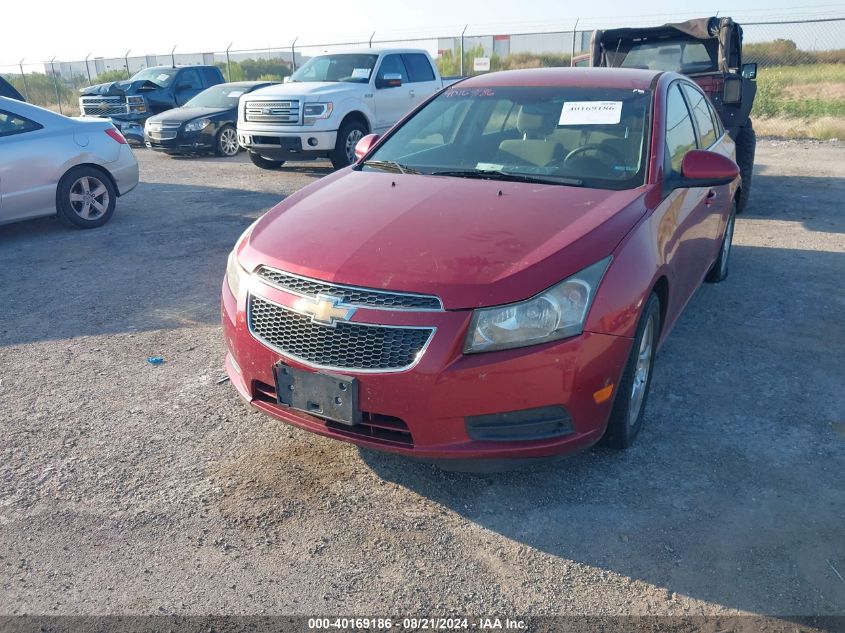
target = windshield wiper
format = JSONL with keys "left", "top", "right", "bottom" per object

{"left": 362, "top": 160, "right": 421, "bottom": 175}
{"left": 429, "top": 169, "right": 583, "bottom": 186}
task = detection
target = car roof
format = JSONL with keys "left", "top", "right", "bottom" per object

{"left": 316, "top": 47, "right": 429, "bottom": 56}
{"left": 458, "top": 67, "right": 662, "bottom": 90}
{"left": 0, "top": 96, "right": 68, "bottom": 123}
{"left": 218, "top": 81, "right": 276, "bottom": 88}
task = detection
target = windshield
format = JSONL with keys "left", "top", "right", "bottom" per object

{"left": 185, "top": 84, "right": 251, "bottom": 108}
{"left": 289, "top": 54, "right": 379, "bottom": 83}
{"left": 130, "top": 68, "right": 176, "bottom": 87}
{"left": 364, "top": 86, "right": 652, "bottom": 190}
{"left": 608, "top": 38, "right": 718, "bottom": 74}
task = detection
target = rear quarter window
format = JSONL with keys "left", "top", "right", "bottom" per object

{"left": 0, "top": 110, "right": 42, "bottom": 138}
{"left": 402, "top": 54, "right": 436, "bottom": 83}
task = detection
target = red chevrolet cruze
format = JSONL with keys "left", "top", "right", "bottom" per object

{"left": 222, "top": 68, "right": 739, "bottom": 463}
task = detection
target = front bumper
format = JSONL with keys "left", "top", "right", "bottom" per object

{"left": 238, "top": 126, "right": 338, "bottom": 160}
{"left": 82, "top": 116, "right": 146, "bottom": 144}
{"left": 145, "top": 129, "right": 215, "bottom": 154}
{"left": 221, "top": 276, "right": 634, "bottom": 460}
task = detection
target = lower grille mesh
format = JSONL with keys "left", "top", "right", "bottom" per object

{"left": 248, "top": 295, "right": 433, "bottom": 371}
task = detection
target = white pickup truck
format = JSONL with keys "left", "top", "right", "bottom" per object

{"left": 237, "top": 48, "right": 459, "bottom": 170}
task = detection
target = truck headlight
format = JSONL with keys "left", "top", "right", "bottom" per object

{"left": 184, "top": 118, "right": 211, "bottom": 132}
{"left": 303, "top": 102, "right": 333, "bottom": 124}
{"left": 127, "top": 95, "right": 146, "bottom": 113}
{"left": 463, "top": 257, "right": 611, "bottom": 354}
{"left": 225, "top": 219, "right": 261, "bottom": 298}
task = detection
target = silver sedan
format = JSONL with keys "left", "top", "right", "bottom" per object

{"left": 0, "top": 96, "right": 139, "bottom": 229}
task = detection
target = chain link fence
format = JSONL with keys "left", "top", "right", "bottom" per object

{"left": 2, "top": 17, "right": 843, "bottom": 138}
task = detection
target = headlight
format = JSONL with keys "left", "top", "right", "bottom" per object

{"left": 303, "top": 102, "right": 333, "bottom": 123}
{"left": 184, "top": 118, "right": 211, "bottom": 132}
{"left": 464, "top": 257, "right": 612, "bottom": 354}
{"left": 225, "top": 219, "right": 261, "bottom": 297}
{"left": 226, "top": 249, "right": 248, "bottom": 298}
{"left": 127, "top": 95, "right": 146, "bottom": 113}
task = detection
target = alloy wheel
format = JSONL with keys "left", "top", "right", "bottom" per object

{"left": 220, "top": 127, "right": 239, "bottom": 156}
{"left": 345, "top": 129, "right": 364, "bottom": 164}
{"left": 69, "top": 176, "right": 110, "bottom": 221}
{"left": 629, "top": 315, "right": 654, "bottom": 427}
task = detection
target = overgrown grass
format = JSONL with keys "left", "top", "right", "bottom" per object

{"left": 754, "top": 63, "right": 845, "bottom": 138}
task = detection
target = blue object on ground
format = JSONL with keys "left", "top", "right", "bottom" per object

{"left": 147, "top": 356, "right": 165, "bottom": 365}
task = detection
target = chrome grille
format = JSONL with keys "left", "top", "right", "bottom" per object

{"left": 145, "top": 120, "right": 181, "bottom": 140}
{"left": 256, "top": 267, "right": 443, "bottom": 311}
{"left": 244, "top": 99, "right": 300, "bottom": 124}
{"left": 248, "top": 295, "right": 434, "bottom": 371}
{"left": 80, "top": 96, "right": 127, "bottom": 116}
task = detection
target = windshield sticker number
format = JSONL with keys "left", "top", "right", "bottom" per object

{"left": 351, "top": 68, "right": 371, "bottom": 79}
{"left": 157, "top": 73, "right": 171, "bottom": 82}
{"left": 476, "top": 162, "right": 504, "bottom": 171}
{"left": 559, "top": 101, "right": 622, "bottom": 125}
{"left": 445, "top": 88, "right": 496, "bottom": 98}
{"left": 227, "top": 90, "right": 245, "bottom": 97}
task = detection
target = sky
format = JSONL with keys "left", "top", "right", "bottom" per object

{"left": 3, "top": 0, "right": 845, "bottom": 67}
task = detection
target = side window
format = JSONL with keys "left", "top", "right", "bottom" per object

{"left": 680, "top": 83, "right": 717, "bottom": 148}
{"left": 179, "top": 69, "right": 203, "bottom": 90}
{"left": 377, "top": 55, "right": 408, "bottom": 83}
{"left": 201, "top": 68, "right": 220, "bottom": 85}
{"left": 401, "top": 54, "right": 436, "bottom": 83}
{"left": 665, "top": 84, "right": 698, "bottom": 175}
{"left": 708, "top": 99, "right": 723, "bottom": 138}
{"left": 0, "top": 110, "right": 42, "bottom": 138}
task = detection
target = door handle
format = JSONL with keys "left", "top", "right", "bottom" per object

{"left": 705, "top": 190, "right": 717, "bottom": 206}
{"left": 408, "top": 89, "right": 415, "bottom": 97}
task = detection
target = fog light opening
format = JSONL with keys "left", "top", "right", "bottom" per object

{"left": 307, "top": 137, "right": 318, "bottom": 147}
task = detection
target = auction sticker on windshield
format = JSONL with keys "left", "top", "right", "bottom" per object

{"left": 157, "top": 74, "right": 171, "bottom": 83}
{"left": 559, "top": 101, "right": 622, "bottom": 125}
{"left": 351, "top": 68, "right": 371, "bottom": 79}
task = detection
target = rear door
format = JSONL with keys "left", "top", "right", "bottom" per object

{"left": 401, "top": 53, "right": 441, "bottom": 106}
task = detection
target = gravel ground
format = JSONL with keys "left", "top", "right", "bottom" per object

{"left": 0, "top": 141, "right": 844, "bottom": 620}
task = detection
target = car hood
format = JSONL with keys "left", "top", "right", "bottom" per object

{"left": 246, "top": 82, "right": 365, "bottom": 100}
{"left": 80, "top": 79, "right": 162, "bottom": 96}
{"left": 147, "top": 107, "right": 230, "bottom": 124}
{"left": 242, "top": 170, "right": 649, "bottom": 310}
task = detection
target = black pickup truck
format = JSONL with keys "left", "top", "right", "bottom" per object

{"left": 79, "top": 65, "right": 225, "bottom": 144}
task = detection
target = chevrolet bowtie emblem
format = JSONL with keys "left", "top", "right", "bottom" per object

{"left": 294, "top": 294, "right": 356, "bottom": 327}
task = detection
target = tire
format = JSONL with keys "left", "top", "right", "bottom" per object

{"left": 705, "top": 202, "right": 736, "bottom": 283}
{"left": 735, "top": 119, "right": 756, "bottom": 213}
{"left": 56, "top": 166, "right": 117, "bottom": 229}
{"left": 215, "top": 125, "right": 240, "bottom": 157}
{"left": 601, "top": 293, "right": 661, "bottom": 450}
{"left": 248, "top": 152, "right": 285, "bottom": 170}
{"left": 330, "top": 119, "right": 367, "bottom": 170}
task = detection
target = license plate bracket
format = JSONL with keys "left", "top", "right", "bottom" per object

{"left": 273, "top": 363, "right": 361, "bottom": 426}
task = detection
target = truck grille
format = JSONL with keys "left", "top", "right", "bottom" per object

{"left": 256, "top": 267, "right": 443, "bottom": 310}
{"left": 248, "top": 295, "right": 434, "bottom": 372}
{"left": 80, "top": 95, "right": 127, "bottom": 116}
{"left": 244, "top": 99, "right": 300, "bottom": 124}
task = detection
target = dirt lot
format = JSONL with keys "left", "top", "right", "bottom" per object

{"left": 1, "top": 140, "right": 844, "bottom": 620}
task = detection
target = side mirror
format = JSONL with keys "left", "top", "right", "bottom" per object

{"left": 679, "top": 150, "right": 739, "bottom": 188}
{"left": 354, "top": 133, "right": 380, "bottom": 161}
{"left": 723, "top": 77, "right": 742, "bottom": 104}
{"left": 741, "top": 63, "right": 757, "bottom": 80}
{"left": 376, "top": 73, "right": 403, "bottom": 89}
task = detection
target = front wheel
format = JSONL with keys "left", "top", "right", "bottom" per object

{"left": 330, "top": 120, "right": 367, "bottom": 169}
{"left": 601, "top": 293, "right": 661, "bottom": 449}
{"left": 215, "top": 125, "right": 240, "bottom": 157}
{"left": 248, "top": 152, "right": 285, "bottom": 170}
{"left": 56, "top": 166, "right": 117, "bottom": 229}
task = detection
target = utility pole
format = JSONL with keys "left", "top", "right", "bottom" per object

{"left": 124, "top": 49, "right": 131, "bottom": 79}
